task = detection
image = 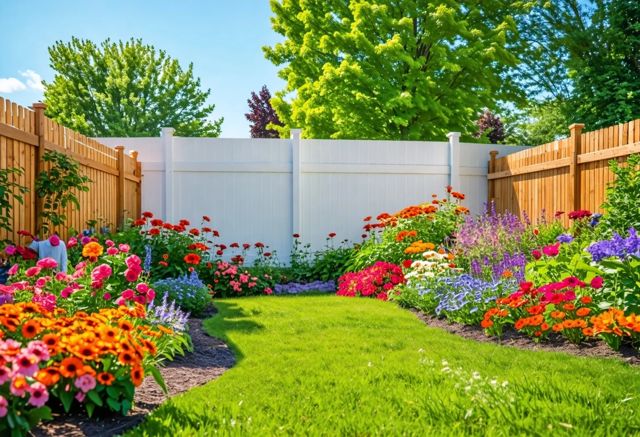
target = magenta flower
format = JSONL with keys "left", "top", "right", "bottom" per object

{"left": 0, "top": 396, "right": 7, "bottom": 418}
{"left": 4, "top": 246, "right": 16, "bottom": 256}
{"left": 25, "top": 266, "right": 42, "bottom": 278}
{"left": 36, "top": 257, "right": 58, "bottom": 269}
{"left": 91, "top": 264, "right": 112, "bottom": 282}
{"left": 74, "top": 374, "right": 97, "bottom": 393}
{"left": 28, "top": 382, "right": 49, "bottom": 407}
{"left": 7, "top": 264, "right": 18, "bottom": 276}
{"left": 119, "top": 244, "right": 131, "bottom": 253}
{"left": 0, "top": 366, "right": 11, "bottom": 385}
{"left": 591, "top": 276, "right": 604, "bottom": 289}
{"left": 542, "top": 243, "right": 560, "bottom": 257}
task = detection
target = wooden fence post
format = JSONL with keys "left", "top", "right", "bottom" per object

{"left": 488, "top": 150, "right": 498, "bottom": 204}
{"left": 568, "top": 123, "right": 585, "bottom": 212}
{"left": 129, "top": 151, "right": 142, "bottom": 219}
{"left": 32, "top": 102, "right": 47, "bottom": 236}
{"left": 115, "top": 146, "right": 125, "bottom": 229}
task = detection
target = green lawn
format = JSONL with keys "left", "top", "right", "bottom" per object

{"left": 129, "top": 295, "right": 640, "bottom": 436}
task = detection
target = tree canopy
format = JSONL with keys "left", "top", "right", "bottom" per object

{"left": 264, "top": 0, "right": 529, "bottom": 140}
{"left": 245, "top": 85, "right": 283, "bottom": 138}
{"left": 44, "top": 37, "right": 223, "bottom": 137}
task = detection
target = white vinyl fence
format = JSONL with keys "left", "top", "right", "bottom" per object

{"left": 98, "top": 131, "right": 527, "bottom": 262}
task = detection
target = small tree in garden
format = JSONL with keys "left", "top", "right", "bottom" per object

{"left": 474, "top": 110, "right": 506, "bottom": 144}
{"left": 245, "top": 85, "right": 283, "bottom": 138}
{"left": 599, "top": 154, "right": 640, "bottom": 237}
{"left": 35, "top": 150, "right": 91, "bottom": 234}
{"left": 0, "top": 167, "right": 29, "bottom": 240}
{"left": 44, "top": 37, "right": 223, "bottom": 137}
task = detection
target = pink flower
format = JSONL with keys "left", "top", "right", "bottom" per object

{"left": 146, "top": 289, "right": 156, "bottom": 301}
{"left": 81, "top": 236, "right": 91, "bottom": 245}
{"left": 74, "top": 374, "right": 96, "bottom": 393}
{"left": 103, "top": 292, "right": 112, "bottom": 300}
{"left": 35, "top": 277, "right": 50, "bottom": 288}
{"left": 376, "top": 292, "right": 388, "bottom": 301}
{"left": 8, "top": 264, "right": 18, "bottom": 276}
{"left": 264, "top": 287, "right": 273, "bottom": 295}
{"left": 91, "top": 264, "right": 112, "bottom": 282}
{"left": 61, "top": 287, "right": 73, "bottom": 298}
{"left": 67, "top": 237, "right": 78, "bottom": 248}
{"left": 75, "top": 392, "right": 86, "bottom": 403}
{"left": 27, "top": 341, "right": 49, "bottom": 361}
{"left": 36, "top": 257, "right": 58, "bottom": 269}
{"left": 55, "top": 271, "right": 68, "bottom": 281}
{"left": 115, "top": 297, "right": 126, "bottom": 306}
{"left": 0, "top": 366, "right": 11, "bottom": 385}
{"left": 125, "top": 267, "right": 141, "bottom": 282}
{"left": 119, "top": 244, "right": 131, "bottom": 253}
{"left": 136, "top": 283, "right": 150, "bottom": 294}
{"left": 542, "top": 243, "right": 560, "bottom": 257}
{"left": 75, "top": 261, "right": 86, "bottom": 271}
{"left": 122, "top": 289, "right": 135, "bottom": 300}
{"left": 25, "top": 266, "right": 42, "bottom": 277}
{"left": 105, "top": 239, "right": 115, "bottom": 247}
{"left": 531, "top": 250, "right": 542, "bottom": 260}
{"left": 106, "top": 247, "right": 119, "bottom": 256}
{"left": 49, "top": 235, "right": 60, "bottom": 247}
{"left": 591, "top": 276, "right": 604, "bottom": 289}
{"left": 28, "top": 382, "right": 49, "bottom": 407}
{"left": 4, "top": 246, "right": 16, "bottom": 256}
{"left": 10, "top": 376, "right": 28, "bottom": 397}
{"left": 125, "top": 255, "right": 141, "bottom": 268}
{"left": 0, "top": 396, "right": 7, "bottom": 418}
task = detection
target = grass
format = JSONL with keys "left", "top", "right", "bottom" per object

{"left": 129, "top": 295, "right": 640, "bottom": 436}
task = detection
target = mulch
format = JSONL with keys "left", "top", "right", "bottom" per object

{"left": 33, "top": 309, "right": 235, "bottom": 437}
{"left": 412, "top": 309, "right": 640, "bottom": 366}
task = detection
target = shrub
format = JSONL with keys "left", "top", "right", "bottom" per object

{"left": 599, "top": 154, "right": 640, "bottom": 237}
{"left": 201, "top": 260, "right": 274, "bottom": 297}
{"left": 153, "top": 271, "right": 210, "bottom": 316}
{"left": 348, "top": 189, "right": 467, "bottom": 271}
{"left": 337, "top": 261, "right": 404, "bottom": 301}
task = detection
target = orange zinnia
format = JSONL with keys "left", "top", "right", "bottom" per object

{"left": 59, "top": 357, "right": 83, "bottom": 378}
{"left": 21, "top": 319, "right": 42, "bottom": 339}
{"left": 97, "top": 372, "right": 115, "bottom": 386}
{"left": 184, "top": 253, "right": 201, "bottom": 265}
{"left": 118, "top": 320, "right": 134, "bottom": 332}
{"left": 36, "top": 367, "right": 60, "bottom": 386}
{"left": 82, "top": 242, "right": 104, "bottom": 258}
{"left": 118, "top": 351, "right": 136, "bottom": 366}
{"left": 131, "top": 366, "right": 144, "bottom": 387}
{"left": 42, "top": 333, "right": 60, "bottom": 349}
{"left": 576, "top": 307, "right": 591, "bottom": 317}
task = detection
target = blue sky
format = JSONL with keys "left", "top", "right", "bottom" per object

{"left": 0, "top": 1, "right": 284, "bottom": 138}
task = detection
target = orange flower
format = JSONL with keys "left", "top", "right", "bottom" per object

{"left": 118, "top": 320, "right": 134, "bottom": 332}
{"left": 480, "top": 319, "right": 493, "bottom": 328}
{"left": 118, "top": 350, "right": 136, "bottom": 366}
{"left": 582, "top": 327, "right": 594, "bottom": 336}
{"left": 36, "top": 367, "right": 60, "bottom": 386}
{"left": 501, "top": 270, "right": 513, "bottom": 279}
{"left": 82, "top": 242, "right": 104, "bottom": 258}
{"left": 74, "top": 343, "right": 98, "bottom": 361}
{"left": 562, "top": 303, "right": 575, "bottom": 311}
{"left": 131, "top": 366, "right": 144, "bottom": 387}
{"left": 97, "top": 372, "right": 115, "bottom": 386}
{"left": 550, "top": 311, "right": 566, "bottom": 320}
{"left": 576, "top": 307, "right": 591, "bottom": 317}
{"left": 21, "top": 319, "right": 42, "bottom": 339}
{"left": 59, "top": 357, "right": 83, "bottom": 378}
{"left": 580, "top": 296, "right": 593, "bottom": 304}
{"left": 42, "top": 333, "right": 60, "bottom": 350}
{"left": 552, "top": 323, "right": 564, "bottom": 332}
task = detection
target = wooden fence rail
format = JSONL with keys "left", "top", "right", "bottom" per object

{"left": 488, "top": 119, "right": 640, "bottom": 224}
{"left": 0, "top": 97, "right": 141, "bottom": 243}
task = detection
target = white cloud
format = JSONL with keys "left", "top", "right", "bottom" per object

{"left": 0, "top": 77, "right": 27, "bottom": 93}
{"left": 20, "top": 70, "right": 44, "bottom": 92}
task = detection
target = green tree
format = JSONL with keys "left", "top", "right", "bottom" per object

{"left": 44, "top": 38, "right": 223, "bottom": 137}
{"left": 573, "top": 0, "right": 640, "bottom": 128}
{"left": 504, "top": 99, "right": 572, "bottom": 146}
{"left": 264, "top": 0, "right": 529, "bottom": 140}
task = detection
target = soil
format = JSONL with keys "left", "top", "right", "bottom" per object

{"left": 33, "top": 309, "right": 235, "bottom": 437}
{"left": 413, "top": 309, "right": 640, "bottom": 365}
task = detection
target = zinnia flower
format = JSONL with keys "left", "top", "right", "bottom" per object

{"left": 184, "top": 253, "right": 201, "bottom": 265}
{"left": 82, "top": 242, "right": 104, "bottom": 258}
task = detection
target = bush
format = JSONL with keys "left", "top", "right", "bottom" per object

{"left": 599, "top": 154, "right": 640, "bottom": 237}
{"left": 348, "top": 189, "right": 467, "bottom": 271}
{"left": 153, "top": 271, "right": 211, "bottom": 316}
{"left": 337, "top": 261, "right": 404, "bottom": 301}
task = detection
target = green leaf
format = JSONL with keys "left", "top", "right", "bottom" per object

{"left": 87, "top": 390, "right": 104, "bottom": 406}
{"left": 147, "top": 365, "right": 168, "bottom": 394}
{"left": 106, "top": 397, "right": 121, "bottom": 411}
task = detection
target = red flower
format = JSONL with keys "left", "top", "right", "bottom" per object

{"left": 201, "top": 227, "right": 212, "bottom": 233}
{"left": 542, "top": 243, "right": 560, "bottom": 257}
{"left": 264, "top": 252, "right": 272, "bottom": 258}
{"left": 328, "top": 233, "right": 336, "bottom": 238}
{"left": 568, "top": 210, "right": 592, "bottom": 220}
{"left": 142, "top": 211, "right": 154, "bottom": 218}
{"left": 554, "top": 211, "right": 565, "bottom": 217}
{"left": 148, "top": 228, "right": 160, "bottom": 236}
{"left": 151, "top": 219, "right": 164, "bottom": 227}
{"left": 230, "top": 242, "right": 240, "bottom": 248}
{"left": 219, "top": 244, "right": 227, "bottom": 250}
{"left": 242, "top": 243, "right": 251, "bottom": 250}
{"left": 163, "top": 223, "right": 174, "bottom": 230}
{"left": 361, "top": 234, "right": 367, "bottom": 239}
{"left": 213, "top": 230, "right": 220, "bottom": 237}
{"left": 216, "top": 250, "right": 224, "bottom": 256}
{"left": 159, "top": 261, "right": 168, "bottom": 267}
{"left": 292, "top": 234, "right": 300, "bottom": 239}
{"left": 202, "top": 215, "right": 211, "bottom": 222}
{"left": 446, "top": 185, "right": 452, "bottom": 193}
{"left": 402, "top": 259, "right": 413, "bottom": 269}
{"left": 255, "top": 242, "right": 265, "bottom": 248}
{"left": 533, "top": 228, "right": 539, "bottom": 235}
{"left": 179, "top": 219, "right": 190, "bottom": 226}
{"left": 363, "top": 216, "right": 372, "bottom": 222}
{"left": 189, "top": 228, "right": 200, "bottom": 236}
{"left": 532, "top": 249, "right": 542, "bottom": 260}
{"left": 451, "top": 191, "right": 465, "bottom": 200}
{"left": 184, "top": 253, "right": 201, "bottom": 265}
{"left": 590, "top": 276, "right": 604, "bottom": 289}
{"left": 132, "top": 219, "right": 146, "bottom": 227}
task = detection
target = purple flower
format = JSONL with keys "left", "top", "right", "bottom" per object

{"left": 556, "top": 234, "right": 574, "bottom": 244}
{"left": 588, "top": 228, "right": 640, "bottom": 262}
{"left": 274, "top": 280, "right": 335, "bottom": 295}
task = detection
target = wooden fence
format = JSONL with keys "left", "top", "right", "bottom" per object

{"left": 0, "top": 98, "right": 141, "bottom": 243}
{"left": 488, "top": 119, "right": 640, "bottom": 224}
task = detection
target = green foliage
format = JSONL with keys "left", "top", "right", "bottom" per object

{"left": 129, "top": 296, "right": 640, "bottom": 436}
{"left": 35, "top": 150, "right": 91, "bottom": 235}
{"left": 596, "top": 257, "right": 640, "bottom": 314}
{"left": 288, "top": 237, "right": 354, "bottom": 282}
{"left": 573, "top": 0, "right": 640, "bottom": 128}
{"left": 0, "top": 167, "right": 29, "bottom": 239}
{"left": 504, "top": 99, "right": 572, "bottom": 146}
{"left": 599, "top": 154, "right": 640, "bottom": 237}
{"left": 265, "top": 0, "right": 529, "bottom": 139}
{"left": 525, "top": 244, "right": 602, "bottom": 286}
{"left": 44, "top": 37, "right": 223, "bottom": 137}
